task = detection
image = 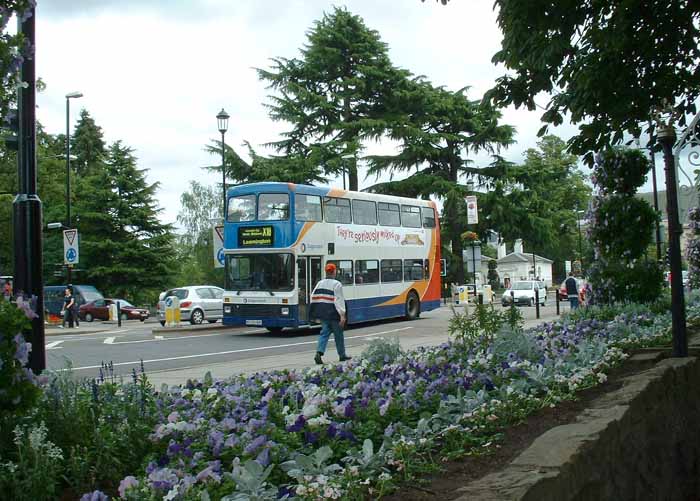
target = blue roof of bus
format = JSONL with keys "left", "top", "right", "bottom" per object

{"left": 227, "top": 182, "right": 329, "bottom": 197}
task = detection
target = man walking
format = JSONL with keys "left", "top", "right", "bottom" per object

{"left": 309, "top": 263, "right": 351, "bottom": 364}
{"left": 565, "top": 272, "right": 579, "bottom": 309}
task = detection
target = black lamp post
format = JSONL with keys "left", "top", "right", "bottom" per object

{"left": 12, "top": 5, "right": 45, "bottom": 372}
{"left": 216, "top": 108, "right": 230, "bottom": 218}
{"left": 657, "top": 124, "right": 687, "bottom": 357}
{"left": 576, "top": 209, "right": 584, "bottom": 272}
{"left": 65, "top": 91, "right": 82, "bottom": 283}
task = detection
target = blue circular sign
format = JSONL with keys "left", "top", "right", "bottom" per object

{"left": 217, "top": 248, "right": 225, "bottom": 265}
{"left": 66, "top": 248, "right": 77, "bottom": 263}
{"left": 165, "top": 297, "right": 173, "bottom": 307}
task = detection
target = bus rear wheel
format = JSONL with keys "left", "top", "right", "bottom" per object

{"left": 266, "top": 327, "right": 284, "bottom": 334}
{"left": 405, "top": 292, "right": 420, "bottom": 320}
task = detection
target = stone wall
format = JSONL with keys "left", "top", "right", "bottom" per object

{"left": 455, "top": 354, "right": 700, "bottom": 500}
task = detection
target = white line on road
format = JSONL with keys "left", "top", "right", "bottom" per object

{"left": 45, "top": 341, "right": 64, "bottom": 350}
{"left": 104, "top": 337, "right": 116, "bottom": 344}
{"left": 61, "top": 327, "right": 413, "bottom": 372}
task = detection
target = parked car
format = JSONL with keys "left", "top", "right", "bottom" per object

{"left": 157, "top": 286, "right": 224, "bottom": 326}
{"left": 79, "top": 298, "right": 149, "bottom": 322}
{"left": 501, "top": 280, "right": 547, "bottom": 306}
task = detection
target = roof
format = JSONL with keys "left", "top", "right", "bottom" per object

{"left": 637, "top": 187, "right": 698, "bottom": 225}
{"left": 497, "top": 252, "right": 553, "bottom": 264}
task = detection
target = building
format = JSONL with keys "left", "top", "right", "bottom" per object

{"left": 496, "top": 239, "right": 554, "bottom": 287}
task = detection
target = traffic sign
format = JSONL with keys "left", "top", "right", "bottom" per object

{"left": 63, "top": 229, "right": 79, "bottom": 265}
{"left": 213, "top": 225, "right": 225, "bottom": 268}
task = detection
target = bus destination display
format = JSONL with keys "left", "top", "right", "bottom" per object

{"left": 239, "top": 226, "right": 274, "bottom": 247}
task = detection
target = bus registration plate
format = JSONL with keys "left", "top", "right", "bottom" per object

{"left": 246, "top": 319, "right": 263, "bottom": 326}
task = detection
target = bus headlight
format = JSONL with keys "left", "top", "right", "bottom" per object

{"left": 224, "top": 306, "right": 232, "bottom": 313}
{"left": 281, "top": 307, "right": 289, "bottom": 316}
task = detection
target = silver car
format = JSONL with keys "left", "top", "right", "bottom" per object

{"left": 157, "top": 286, "right": 224, "bottom": 326}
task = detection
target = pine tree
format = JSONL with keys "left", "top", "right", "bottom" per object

{"left": 75, "top": 141, "right": 175, "bottom": 302}
{"left": 366, "top": 84, "right": 514, "bottom": 284}
{"left": 258, "top": 7, "right": 411, "bottom": 190}
{"left": 71, "top": 109, "right": 106, "bottom": 176}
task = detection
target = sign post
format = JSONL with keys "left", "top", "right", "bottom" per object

{"left": 63, "top": 229, "right": 79, "bottom": 269}
{"left": 466, "top": 196, "right": 478, "bottom": 225}
{"left": 213, "top": 225, "right": 224, "bottom": 269}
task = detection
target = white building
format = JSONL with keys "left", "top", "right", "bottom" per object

{"left": 495, "top": 239, "right": 554, "bottom": 287}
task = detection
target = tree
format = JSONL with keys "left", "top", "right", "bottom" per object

{"left": 0, "top": 1, "right": 33, "bottom": 123}
{"left": 204, "top": 140, "right": 326, "bottom": 187}
{"left": 365, "top": 84, "right": 514, "bottom": 284}
{"left": 486, "top": 0, "right": 700, "bottom": 161}
{"left": 74, "top": 141, "right": 176, "bottom": 303}
{"left": 478, "top": 136, "right": 591, "bottom": 278}
{"left": 175, "top": 181, "right": 223, "bottom": 286}
{"left": 71, "top": 109, "right": 106, "bottom": 176}
{"left": 258, "top": 7, "right": 411, "bottom": 190}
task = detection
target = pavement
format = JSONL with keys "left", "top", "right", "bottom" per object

{"left": 143, "top": 303, "right": 564, "bottom": 389}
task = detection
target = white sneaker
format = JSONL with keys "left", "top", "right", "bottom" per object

{"left": 58, "top": 325, "right": 64, "bottom": 329}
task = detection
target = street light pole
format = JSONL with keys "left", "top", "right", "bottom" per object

{"left": 658, "top": 124, "right": 687, "bottom": 357}
{"left": 577, "top": 211, "right": 583, "bottom": 269}
{"left": 65, "top": 91, "right": 83, "bottom": 284}
{"left": 216, "top": 109, "right": 230, "bottom": 218}
{"left": 648, "top": 121, "right": 662, "bottom": 261}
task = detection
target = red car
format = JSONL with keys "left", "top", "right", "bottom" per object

{"left": 79, "top": 298, "right": 149, "bottom": 322}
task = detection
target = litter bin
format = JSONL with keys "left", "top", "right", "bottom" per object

{"left": 108, "top": 303, "right": 118, "bottom": 321}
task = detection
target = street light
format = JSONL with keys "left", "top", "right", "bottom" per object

{"left": 216, "top": 108, "right": 230, "bottom": 218}
{"left": 65, "top": 91, "right": 82, "bottom": 283}
{"left": 657, "top": 123, "right": 687, "bottom": 357}
{"left": 340, "top": 153, "right": 354, "bottom": 190}
{"left": 576, "top": 209, "right": 585, "bottom": 271}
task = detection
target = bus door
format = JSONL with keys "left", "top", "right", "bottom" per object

{"left": 296, "top": 256, "right": 322, "bottom": 322}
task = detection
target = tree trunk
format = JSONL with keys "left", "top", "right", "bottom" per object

{"left": 343, "top": 94, "right": 358, "bottom": 191}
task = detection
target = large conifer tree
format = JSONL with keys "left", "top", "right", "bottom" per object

{"left": 257, "top": 7, "right": 410, "bottom": 190}
{"left": 75, "top": 141, "right": 175, "bottom": 302}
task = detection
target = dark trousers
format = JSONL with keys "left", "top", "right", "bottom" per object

{"left": 63, "top": 309, "right": 74, "bottom": 328}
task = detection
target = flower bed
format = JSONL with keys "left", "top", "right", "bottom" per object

{"left": 1, "top": 296, "right": 691, "bottom": 500}
{"left": 116, "top": 301, "right": 680, "bottom": 500}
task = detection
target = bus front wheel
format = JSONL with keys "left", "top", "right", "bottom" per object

{"left": 405, "top": 292, "right": 420, "bottom": 320}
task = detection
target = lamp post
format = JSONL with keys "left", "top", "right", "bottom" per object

{"left": 576, "top": 209, "right": 584, "bottom": 271}
{"left": 216, "top": 109, "right": 229, "bottom": 218}
{"left": 647, "top": 122, "right": 663, "bottom": 261}
{"left": 12, "top": 5, "right": 45, "bottom": 372}
{"left": 657, "top": 124, "right": 687, "bottom": 357}
{"left": 65, "top": 91, "right": 83, "bottom": 283}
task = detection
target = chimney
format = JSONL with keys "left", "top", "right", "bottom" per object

{"left": 514, "top": 239, "right": 523, "bottom": 254}
{"left": 497, "top": 242, "right": 507, "bottom": 259}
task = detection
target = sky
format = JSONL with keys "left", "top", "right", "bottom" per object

{"left": 32, "top": 0, "right": 676, "bottom": 229}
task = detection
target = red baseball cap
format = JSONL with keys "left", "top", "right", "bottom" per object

{"left": 325, "top": 263, "right": 336, "bottom": 273}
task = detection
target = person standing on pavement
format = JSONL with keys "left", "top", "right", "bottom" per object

{"left": 309, "top": 263, "right": 351, "bottom": 365}
{"left": 564, "top": 272, "right": 579, "bottom": 309}
{"left": 61, "top": 287, "right": 75, "bottom": 328}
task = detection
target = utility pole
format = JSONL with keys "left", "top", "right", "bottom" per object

{"left": 12, "top": 6, "right": 45, "bottom": 372}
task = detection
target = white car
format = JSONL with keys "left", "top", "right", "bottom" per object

{"left": 157, "top": 286, "right": 224, "bottom": 326}
{"left": 501, "top": 280, "right": 547, "bottom": 306}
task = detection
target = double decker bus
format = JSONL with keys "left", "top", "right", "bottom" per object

{"left": 222, "top": 182, "right": 441, "bottom": 332}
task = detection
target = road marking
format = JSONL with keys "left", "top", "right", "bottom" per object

{"left": 101, "top": 330, "right": 265, "bottom": 346}
{"left": 104, "top": 337, "right": 116, "bottom": 344}
{"left": 45, "top": 341, "right": 63, "bottom": 350}
{"left": 61, "top": 327, "right": 413, "bottom": 371}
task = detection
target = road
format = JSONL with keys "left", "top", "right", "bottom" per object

{"left": 45, "top": 302, "right": 570, "bottom": 380}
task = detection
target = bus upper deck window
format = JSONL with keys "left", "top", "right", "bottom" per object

{"left": 295, "top": 194, "right": 322, "bottom": 221}
{"left": 401, "top": 205, "right": 421, "bottom": 228}
{"left": 259, "top": 193, "right": 290, "bottom": 221}
{"left": 324, "top": 197, "right": 351, "bottom": 224}
{"left": 228, "top": 194, "right": 256, "bottom": 222}
{"left": 422, "top": 207, "right": 436, "bottom": 228}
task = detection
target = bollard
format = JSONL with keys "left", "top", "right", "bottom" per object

{"left": 478, "top": 293, "right": 483, "bottom": 305}
{"left": 535, "top": 288, "right": 540, "bottom": 319}
{"left": 556, "top": 289, "right": 560, "bottom": 315}
{"left": 117, "top": 301, "right": 122, "bottom": 327}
